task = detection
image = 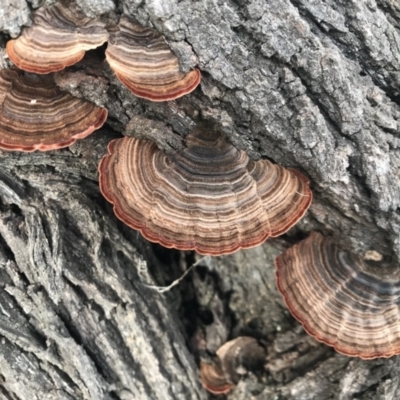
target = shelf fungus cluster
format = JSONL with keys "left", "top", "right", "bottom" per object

{"left": 0, "top": 69, "right": 107, "bottom": 151}
{"left": 4, "top": 5, "right": 201, "bottom": 152}
{"left": 105, "top": 16, "right": 201, "bottom": 101}
{"left": 276, "top": 232, "right": 400, "bottom": 359}
{"left": 6, "top": 2, "right": 109, "bottom": 74}
{"left": 99, "top": 124, "right": 312, "bottom": 255}
{"left": 6, "top": 1, "right": 201, "bottom": 105}
{"left": 200, "top": 337, "right": 266, "bottom": 394}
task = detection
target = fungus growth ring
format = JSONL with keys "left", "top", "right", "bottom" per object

{"left": 99, "top": 124, "right": 312, "bottom": 255}
{"left": 276, "top": 232, "right": 400, "bottom": 359}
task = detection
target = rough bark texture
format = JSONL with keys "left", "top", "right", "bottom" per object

{"left": 1, "top": 0, "right": 400, "bottom": 399}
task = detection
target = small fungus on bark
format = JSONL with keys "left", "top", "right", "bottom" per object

{"left": 0, "top": 69, "right": 107, "bottom": 151}
{"left": 200, "top": 336, "right": 266, "bottom": 394}
{"left": 276, "top": 232, "right": 400, "bottom": 359}
{"left": 6, "top": 1, "right": 109, "bottom": 74}
{"left": 200, "top": 361, "right": 233, "bottom": 395}
{"left": 105, "top": 16, "right": 201, "bottom": 101}
{"left": 98, "top": 124, "right": 311, "bottom": 255}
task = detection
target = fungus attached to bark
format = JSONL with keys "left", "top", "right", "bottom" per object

{"left": 105, "top": 16, "right": 201, "bottom": 101}
{"left": 0, "top": 69, "right": 107, "bottom": 151}
{"left": 6, "top": 2, "right": 109, "bottom": 74}
{"left": 276, "top": 232, "right": 400, "bottom": 359}
{"left": 200, "top": 361, "right": 233, "bottom": 395}
{"left": 98, "top": 124, "right": 311, "bottom": 255}
{"left": 200, "top": 337, "right": 266, "bottom": 394}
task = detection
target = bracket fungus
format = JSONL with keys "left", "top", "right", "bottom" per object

{"left": 0, "top": 69, "right": 107, "bottom": 151}
{"left": 98, "top": 125, "right": 311, "bottom": 255}
{"left": 6, "top": 2, "right": 109, "bottom": 74}
{"left": 200, "top": 337, "right": 266, "bottom": 394}
{"left": 276, "top": 232, "right": 400, "bottom": 359}
{"left": 200, "top": 361, "right": 234, "bottom": 395}
{"left": 105, "top": 16, "right": 201, "bottom": 101}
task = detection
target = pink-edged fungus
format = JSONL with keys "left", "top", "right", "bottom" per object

{"left": 105, "top": 16, "right": 201, "bottom": 101}
{"left": 276, "top": 232, "right": 400, "bottom": 359}
{"left": 0, "top": 68, "right": 107, "bottom": 151}
{"left": 98, "top": 125, "right": 312, "bottom": 255}
{"left": 200, "top": 337, "right": 266, "bottom": 394}
{"left": 6, "top": 2, "right": 109, "bottom": 74}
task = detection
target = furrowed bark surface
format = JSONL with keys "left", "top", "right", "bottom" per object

{"left": 1, "top": 0, "right": 400, "bottom": 399}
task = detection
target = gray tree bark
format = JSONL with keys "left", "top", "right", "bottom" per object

{"left": 1, "top": 0, "right": 400, "bottom": 399}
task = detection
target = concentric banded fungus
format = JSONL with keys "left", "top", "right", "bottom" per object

{"left": 200, "top": 361, "right": 233, "bottom": 395}
{"left": 276, "top": 232, "right": 400, "bottom": 359}
{"left": 200, "top": 337, "right": 265, "bottom": 394}
{"left": 105, "top": 16, "right": 201, "bottom": 101}
{"left": 0, "top": 69, "right": 107, "bottom": 151}
{"left": 6, "top": 2, "right": 108, "bottom": 74}
{"left": 98, "top": 126, "right": 311, "bottom": 255}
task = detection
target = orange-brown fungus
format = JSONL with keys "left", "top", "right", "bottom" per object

{"left": 98, "top": 125, "right": 311, "bottom": 255}
{"left": 276, "top": 232, "right": 400, "bottom": 359}
{"left": 0, "top": 69, "right": 107, "bottom": 151}
{"left": 105, "top": 16, "right": 201, "bottom": 101}
{"left": 200, "top": 337, "right": 265, "bottom": 394}
{"left": 6, "top": 2, "right": 108, "bottom": 74}
{"left": 200, "top": 361, "right": 233, "bottom": 395}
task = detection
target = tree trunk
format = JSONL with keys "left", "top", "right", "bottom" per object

{"left": 1, "top": 0, "right": 400, "bottom": 399}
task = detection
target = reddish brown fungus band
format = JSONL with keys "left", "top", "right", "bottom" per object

{"left": 0, "top": 69, "right": 107, "bottom": 151}
{"left": 200, "top": 337, "right": 265, "bottom": 394}
{"left": 6, "top": 2, "right": 109, "bottom": 74}
{"left": 105, "top": 16, "right": 201, "bottom": 101}
{"left": 276, "top": 232, "right": 400, "bottom": 359}
{"left": 98, "top": 125, "right": 312, "bottom": 255}
{"left": 7, "top": 9, "right": 201, "bottom": 100}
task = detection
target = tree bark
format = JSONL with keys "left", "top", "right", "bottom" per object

{"left": 1, "top": 0, "right": 400, "bottom": 399}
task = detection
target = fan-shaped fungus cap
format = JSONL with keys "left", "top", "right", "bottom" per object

{"left": 105, "top": 16, "right": 201, "bottom": 101}
{"left": 0, "top": 69, "right": 107, "bottom": 151}
{"left": 200, "top": 361, "right": 234, "bottom": 395}
{"left": 276, "top": 232, "right": 400, "bottom": 359}
{"left": 200, "top": 337, "right": 266, "bottom": 394}
{"left": 6, "top": 2, "right": 109, "bottom": 74}
{"left": 98, "top": 125, "right": 311, "bottom": 255}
